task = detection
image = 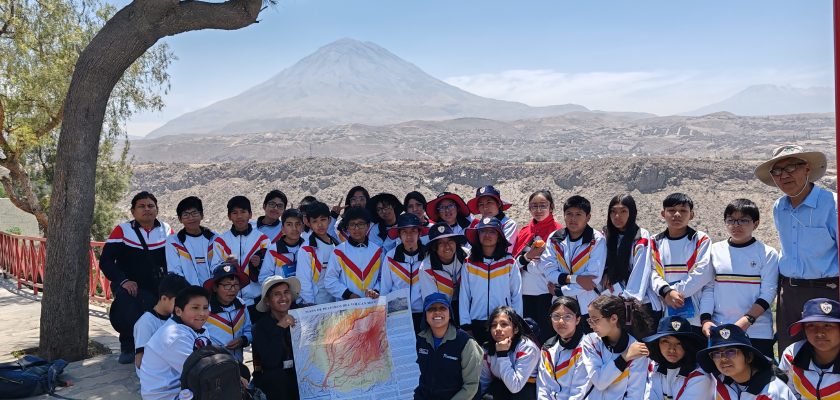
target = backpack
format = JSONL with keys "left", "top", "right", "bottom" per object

{"left": 180, "top": 345, "right": 245, "bottom": 400}
{"left": 0, "top": 355, "right": 67, "bottom": 399}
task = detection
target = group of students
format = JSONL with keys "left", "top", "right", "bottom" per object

{"left": 97, "top": 144, "right": 839, "bottom": 399}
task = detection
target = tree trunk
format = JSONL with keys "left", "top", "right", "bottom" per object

{"left": 39, "top": 0, "right": 262, "bottom": 361}
{"left": 0, "top": 159, "right": 49, "bottom": 234}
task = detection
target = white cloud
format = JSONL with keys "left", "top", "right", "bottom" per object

{"left": 444, "top": 68, "right": 834, "bottom": 115}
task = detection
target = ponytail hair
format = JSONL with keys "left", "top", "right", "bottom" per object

{"left": 589, "top": 295, "right": 654, "bottom": 340}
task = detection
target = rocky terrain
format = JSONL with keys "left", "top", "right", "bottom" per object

{"left": 128, "top": 111, "right": 836, "bottom": 163}
{"left": 130, "top": 156, "right": 838, "bottom": 250}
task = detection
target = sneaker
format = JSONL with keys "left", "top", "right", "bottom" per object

{"left": 117, "top": 351, "right": 134, "bottom": 364}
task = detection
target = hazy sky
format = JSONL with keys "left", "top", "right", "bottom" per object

{"left": 122, "top": 0, "right": 834, "bottom": 137}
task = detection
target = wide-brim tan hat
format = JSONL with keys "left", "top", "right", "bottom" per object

{"left": 754, "top": 144, "right": 827, "bottom": 186}
{"left": 256, "top": 275, "right": 301, "bottom": 312}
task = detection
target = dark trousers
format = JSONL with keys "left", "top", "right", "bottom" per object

{"left": 777, "top": 276, "right": 840, "bottom": 351}
{"left": 523, "top": 294, "right": 553, "bottom": 344}
{"left": 109, "top": 285, "right": 156, "bottom": 353}
{"left": 483, "top": 380, "right": 536, "bottom": 400}
{"left": 470, "top": 320, "right": 491, "bottom": 346}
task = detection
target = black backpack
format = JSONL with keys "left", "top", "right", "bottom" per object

{"left": 180, "top": 345, "right": 244, "bottom": 400}
{"left": 0, "top": 355, "right": 67, "bottom": 399}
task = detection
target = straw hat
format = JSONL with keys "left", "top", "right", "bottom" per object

{"left": 754, "top": 144, "right": 827, "bottom": 186}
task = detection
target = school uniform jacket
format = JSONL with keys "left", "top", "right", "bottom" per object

{"left": 165, "top": 227, "right": 217, "bottom": 286}
{"left": 780, "top": 340, "right": 840, "bottom": 400}
{"left": 539, "top": 226, "right": 607, "bottom": 313}
{"left": 368, "top": 222, "right": 399, "bottom": 253}
{"left": 296, "top": 233, "right": 339, "bottom": 305}
{"left": 537, "top": 330, "right": 587, "bottom": 400}
{"left": 205, "top": 296, "right": 252, "bottom": 362}
{"left": 137, "top": 318, "right": 211, "bottom": 400}
{"left": 420, "top": 252, "right": 467, "bottom": 303}
{"left": 650, "top": 227, "right": 713, "bottom": 326}
{"left": 479, "top": 337, "right": 540, "bottom": 396}
{"left": 324, "top": 239, "right": 384, "bottom": 299}
{"left": 253, "top": 216, "right": 283, "bottom": 244}
{"left": 101, "top": 219, "right": 173, "bottom": 294}
{"left": 469, "top": 213, "right": 519, "bottom": 253}
{"left": 605, "top": 228, "right": 657, "bottom": 305}
{"left": 458, "top": 254, "right": 523, "bottom": 327}
{"left": 381, "top": 244, "right": 426, "bottom": 313}
{"left": 259, "top": 237, "right": 304, "bottom": 283}
{"left": 644, "top": 362, "right": 714, "bottom": 400}
{"left": 700, "top": 239, "right": 779, "bottom": 340}
{"left": 712, "top": 369, "right": 796, "bottom": 400}
{"left": 580, "top": 332, "right": 649, "bottom": 400}
{"left": 212, "top": 225, "right": 270, "bottom": 306}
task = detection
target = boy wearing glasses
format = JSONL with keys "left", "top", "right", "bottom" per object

{"left": 699, "top": 199, "right": 778, "bottom": 358}
{"left": 754, "top": 144, "right": 839, "bottom": 350}
{"left": 649, "top": 193, "right": 713, "bottom": 329}
{"left": 325, "top": 207, "right": 384, "bottom": 300}
{"left": 255, "top": 190, "right": 288, "bottom": 244}
{"left": 166, "top": 196, "right": 218, "bottom": 286}
{"left": 203, "top": 263, "right": 253, "bottom": 363}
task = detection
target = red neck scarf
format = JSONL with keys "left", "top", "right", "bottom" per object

{"left": 512, "top": 215, "right": 563, "bottom": 256}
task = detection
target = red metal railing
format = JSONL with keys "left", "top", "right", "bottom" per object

{"left": 0, "top": 231, "right": 112, "bottom": 303}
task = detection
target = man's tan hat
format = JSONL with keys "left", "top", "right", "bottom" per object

{"left": 754, "top": 144, "right": 827, "bottom": 187}
{"left": 256, "top": 275, "right": 301, "bottom": 312}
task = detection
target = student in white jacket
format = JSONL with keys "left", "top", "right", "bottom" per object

{"left": 477, "top": 306, "right": 541, "bottom": 400}
{"left": 324, "top": 206, "right": 383, "bottom": 300}
{"left": 580, "top": 295, "right": 653, "bottom": 400}
{"left": 642, "top": 316, "right": 714, "bottom": 400}
{"left": 537, "top": 296, "right": 588, "bottom": 400}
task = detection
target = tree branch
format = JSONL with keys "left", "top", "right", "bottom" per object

{"left": 33, "top": 105, "right": 65, "bottom": 140}
{"left": 155, "top": 0, "right": 263, "bottom": 37}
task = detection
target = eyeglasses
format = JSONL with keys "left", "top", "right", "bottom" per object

{"left": 219, "top": 283, "right": 240, "bottom": 291}
{"left": 529, "top": 204, "right": 550, "bottom": 211}
{"left": 550, "top": 313, "right": 576, "bottom": 323}
{"left": 348, "top": 222, "right": 368, "bottom": 230}
{"left": 710, "top": 348, "right": 740, "bottom": 360}
{"left": 180, "top": 210, "right": 201, "bottom": 218}
{"left": 587, "top": 316, "right": 603, "bottom": 325}
{"left": 724, "top": 218, "right": 753, "bottom": 226}
{"left": 769, "top": 162, "right": 806, "bottom": 177}
{"left": 376, "top": 205, "right": 394, "bottom": 213}
{"left": 265, "top": 201, "right": 285, "bottom": 209}
{"left": 437, "top": 204, "right": 457, "bottom": 212}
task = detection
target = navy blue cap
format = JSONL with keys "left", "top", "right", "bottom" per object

{"left": 642, "top": 316, "right": 706, "bottom": 365}
{"left": 427, "top": 222, "right": 466, "bottom": 245}
{"left": 467, "top": 185, "right": 511, "bottom": 214}
{"left": 789, "top": 298, "right": 840, "bottom": 336}
{"left": 203, "top": 262, "right": 249, "bottom": 292}
{"left": 697, "top": 324, "right": 770, "bottom": 375}
{"left": 423, "top": 293, "right": 451, "bottom": 312}
{"left": 465, "top": 216, "right": 509, "bottom": 247}
{"left": 387, "top": 213, "right": 428, "bottom": 239}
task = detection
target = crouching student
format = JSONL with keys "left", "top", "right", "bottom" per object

{"left": 540, "top": 195, "right": 606, "bottom": 334}
{"left": 415, "top": 293, "right": 483, "bottom": 400}
{"left": 381, "top": 213, "right": 428, "bottom": 331}
{"left": 297, "top": 201, "right": 340, "bottom": 305}
{"left": 580, "top": 295, "right": 653, "bottom": 400}
{"left": 133, "top": 273, "right": 189, "bottom": 369}
{"left": 259, "top": 208, "right": 305, "bottom": 282}
{"left": 477, "top": 306, "right": 541, "bottom": 400}
{"left": 642, "top": 316, "right": 714, "bottom": 399}
{"left": 460, "top": 217, "right": 522, "bottom": 345}
{"left": 779, "top": 298, "right": 840, "bottom": 399}
{"left": 537, "top": 296, "right": 587, "bottom": 400}
{"left": 252, "top": 276, "right": 301, "bottom": 400}
{"left": 203, "top": 263, "right": 252, "bottom": 363}
{"left": 700, "top": 198, "right": 778, "bottom": 359}
{"left": 138, "top": 285, "right": 211, "bottom": 400}
{"left": 698, "top": 324, "right": 796, "bottom": 399}
{"left": 324, "top": 206, "right": 383, "bottom": 300}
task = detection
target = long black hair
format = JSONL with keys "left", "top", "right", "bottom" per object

{"left": 605, "top": 195, "right": 640, "bottom": 287}
{"left": 485, "top": 306, "right": 540, "bottom": 354}
{"left": 428, "top": 239, "right": 468, "bottom": 269}
{"left": 468, "top": 230, "right": 508, "bottom": 262}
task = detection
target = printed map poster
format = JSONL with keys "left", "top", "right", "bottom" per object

{"left": 289, "top": 288, "right": 419, "bottom": 399}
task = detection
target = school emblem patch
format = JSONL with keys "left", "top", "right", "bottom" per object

{"left": 479, "top": 187, "right": 486, "bottom": 194}
{"left": 223, "top": 265, "right": 231, "bottom": 273}
{"left": 671, "top": 321, "right": 682, "bottom": 331}
{"left": 438, "top": 226, "right": 445, "bottom": 233}
{"left": 719, "top": 328, "right": 730, "bottom": 340}
{"left": 821, "top": 302, "right": 833, "bottom": 314}
{"left": 483, "top": 217, "right": 491, "bottom": 224}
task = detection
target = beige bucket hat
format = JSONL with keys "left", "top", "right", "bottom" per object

{"left": 256, "top": 275, "right": 301, "bottom": 312}
{"left": 754, "top": 144, "right": 827, "bottom": 186}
